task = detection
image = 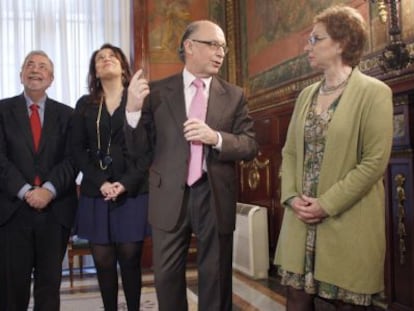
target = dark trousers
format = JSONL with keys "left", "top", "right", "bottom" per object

{"left": 0, "top": 205, "right": 69, "bottom": 311}
{"left": 152, "top": 177, "right": 233, "bottom": 311}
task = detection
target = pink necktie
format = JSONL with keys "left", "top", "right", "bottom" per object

{"left": 30, "top": 104, "right": 42, "bottom": 186}
{"left": 187, "top": 78, "right": 207, "bottom": 186}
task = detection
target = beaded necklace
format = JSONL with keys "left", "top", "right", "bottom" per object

{"left": 319, "top": 75, "right": 350, "bottom": 95}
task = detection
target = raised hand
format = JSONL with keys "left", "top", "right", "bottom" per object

{"left": 126, "top": 69, "right": 150, "bottom": 112}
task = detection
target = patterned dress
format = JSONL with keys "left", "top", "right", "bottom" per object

{"left": 279, "top": 91, "right": 372, "bottom": 306}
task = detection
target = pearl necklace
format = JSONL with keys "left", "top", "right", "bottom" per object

{"left": 319, "top": 76, "right": 350, "bottom": 95}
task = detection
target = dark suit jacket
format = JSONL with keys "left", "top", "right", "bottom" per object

{"left": 71, "top": 93, "right": 148, "bottom": 199}
{"left": 0, "top": 94, "right": 77, "bottom": 228}
{"left": 126, "top": 73, "right": 257, "bottom": 234}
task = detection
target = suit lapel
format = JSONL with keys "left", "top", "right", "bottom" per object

{"left": 206, "top": 77, "right": 226, "bottom": 129}
{"left": 12, "top": 95, "right": 36, "bottom": 152}
{"left": 161, "top": 75, "right": 227, "bottom": 155}
{"left": 38, "top": 98, "right": 58, "bottom": 153}
{"left": 164, "top": 75, "right": 187, "bottom": 131}
{"left": 163, "top": 75, "right": 227, "bottom": 130}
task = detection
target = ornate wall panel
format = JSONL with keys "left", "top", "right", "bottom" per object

{"left": 384, "top": 92, "right": 414, "bottom": 311}
{"left": 131, "top": 0, "right": 227, "bottom": 81}
{"left": 386, "top": 157, "right": 414, "bottom": 311}
{"left": 239, "top": 104, "right": 294, "bottom": 259}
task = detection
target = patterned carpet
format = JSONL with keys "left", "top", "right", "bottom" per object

{"left": 28, "top": 268, "right": 285, "bottom": 310}
{"left": 26, "top": 269, "right": 198, "bottom": 310}
{"left": 48, "top": 286, "right": 197, "bottom": 311}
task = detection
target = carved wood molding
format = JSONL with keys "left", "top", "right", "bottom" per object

{"left": 247, "top": 73, "right": 321, "bottom": 113}
{"left": 240, "top": 152, "right": 270, "bottom": 195}
{"left": 394, "top": 173, "right": 407, "bottom": 265}
{"left": 224, "top": 0, "right": 237, "bottom": 85}
{"left": 247, "top": 47, "right": 414, "bottom": 114}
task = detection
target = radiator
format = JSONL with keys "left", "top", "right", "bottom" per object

{"left": 233, "top": 203, "right": 269, "bottom": 279}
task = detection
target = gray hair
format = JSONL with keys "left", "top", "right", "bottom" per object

{"left": 177, "top": 21, "right": 201, "bottom": 63}
{"left": 21, "top": 50, "right": 54, "bottom": 75}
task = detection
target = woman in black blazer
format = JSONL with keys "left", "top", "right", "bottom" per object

{"left": 71, "top": 43, "right": 149, "bottom": 310}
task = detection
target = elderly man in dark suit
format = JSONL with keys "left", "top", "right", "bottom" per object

{"left": 125, "top": 20, "right": 258, "bottom": 311}
{"left": 0, "top": 50, "right": 77, "bottom": 311}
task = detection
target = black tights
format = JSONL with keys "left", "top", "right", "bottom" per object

{"left": 286, "top": 287, "right": 315, "bottom": 311}
{"left": 91, "top": 241, "right": 143, "bottom": 311}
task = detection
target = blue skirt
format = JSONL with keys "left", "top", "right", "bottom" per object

{"left": 74, "top": 194, "right": 151, "bottom": 244}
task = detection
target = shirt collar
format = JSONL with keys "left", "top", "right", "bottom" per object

{"left": 23, "top": 92, "right": 47, "bottom": 110}
{"left": 183, "top": 67, "right": 212, "bottom": 90}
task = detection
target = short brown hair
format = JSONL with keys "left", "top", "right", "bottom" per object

{"left": 314, "top": 5, "right": 367, "bottom": 67}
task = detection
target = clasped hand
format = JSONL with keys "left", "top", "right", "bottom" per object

{"left": 100, "top": 182, "right": 125, "bottom": 201}
{"left": 290, "top": 194, "right": 328, "bottom": 224}
{"left": 183, "top": 118, "right": 218, "bottom": 146}
{"left": 25, "top": 187, "right": 53, "bottom": 210}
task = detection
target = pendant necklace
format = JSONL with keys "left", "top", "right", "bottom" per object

{"left": 96, "top": 95, "right": 112, "bottom": 170}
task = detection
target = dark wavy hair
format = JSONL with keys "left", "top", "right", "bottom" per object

{"left": 87, "top": 43, "right": 132, "bottom": 103}
{"left": 314, "top": 5, "right": 367, "bottom": 67}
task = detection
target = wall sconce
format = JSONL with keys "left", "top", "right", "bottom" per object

{"left": 370, "top": 0, "right": 414, "bottom": 72}
{"left": 371, "top": 0, "right": 388, "bottom": 23}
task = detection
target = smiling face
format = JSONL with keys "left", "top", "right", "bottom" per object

{"left": 184, "top": 21, "right": 226, "bottom": 78}
{"left": 20, "top": 53, "right": 54, "bottom": 97}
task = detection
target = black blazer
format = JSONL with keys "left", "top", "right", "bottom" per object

{"left": 71, "top": 93, "right": 148, "bottom": 199}
{"left": 0, "top": 94, "right": 78, "bottom": 228}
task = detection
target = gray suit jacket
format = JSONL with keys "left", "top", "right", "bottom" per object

{"left": 126, "top": 73, "right": 257, "bottom": 234}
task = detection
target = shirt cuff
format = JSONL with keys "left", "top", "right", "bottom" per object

{"left": 125, "top": 110, "right": 141, "bottom": 128}
{"left": 42, "top": 181, "right": 57, "bottom": 199}
{"left": 213, "top": 131, "right": 223, "bottom": 151}
{"left": 284, "top": 196, "right": 296, "bottom": 208}
{"left": 18, "top": 184, "right": 32, "bottom": 200}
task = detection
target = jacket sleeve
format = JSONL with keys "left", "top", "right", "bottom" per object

{"left": 216, "top": 92, "right": 258, "bottom": 162}
{"left": 123, "top": 98, "right": 154, "bottom": 191}
{"left": 0, "top": 103, "right": 29, "bottom": 197}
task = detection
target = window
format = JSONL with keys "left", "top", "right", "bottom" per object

{"left": 0, "top": 0, "right": 131, "bottom": 107}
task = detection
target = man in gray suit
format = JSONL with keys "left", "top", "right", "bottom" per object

{"left": 125, "top": 20, "right": 257, "bottom": 311}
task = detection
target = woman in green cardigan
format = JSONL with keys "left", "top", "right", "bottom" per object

{"left": 274, "top": 5, "right": 393, "bottom": 311}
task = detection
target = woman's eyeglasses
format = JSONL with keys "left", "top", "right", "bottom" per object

{"left": 307, "top": 35, "right": 328, "bottom": 46}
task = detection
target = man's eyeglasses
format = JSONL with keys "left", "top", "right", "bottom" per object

{"left": 307, "top": 35, "right": 328, "bottom": 46}
{"left": 191, "top": 39, "right": 229, "bottom": 54}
